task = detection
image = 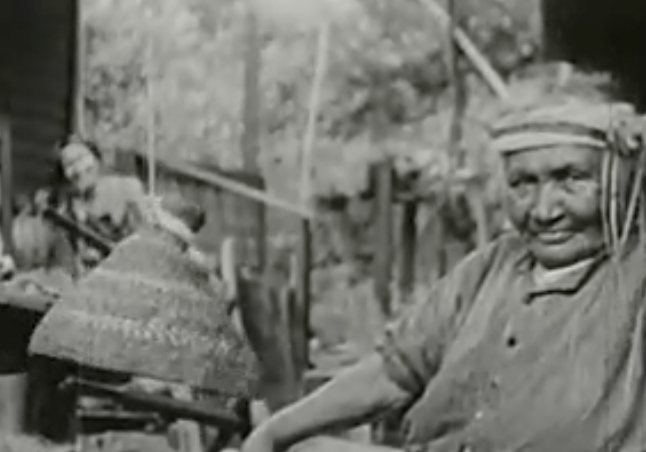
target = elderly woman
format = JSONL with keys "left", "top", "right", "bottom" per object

{"left": 240, "top": 94, "right": 646, "bottom": 452}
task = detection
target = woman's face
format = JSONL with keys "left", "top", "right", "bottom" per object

{"left": 504, "top": 146, "right": 605, "bottom": 269}
{"left": 60, "top": 143, "right": 101, "bottom": 193}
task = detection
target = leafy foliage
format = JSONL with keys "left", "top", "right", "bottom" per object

{"left": 82, "top": 0, "right": 543, "bottom": 201}
{"left": 259, "top": 0, "right": 543, "bottom": 199}
{"left": 85, "top": 0, "right": 246, "bottom": 166}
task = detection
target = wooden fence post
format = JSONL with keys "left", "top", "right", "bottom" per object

{"left": 240, "top": 9, "right": 266, "bottom": 271}
{"left": 293, "top": 222, "right": 312, "bottom": 379}
{"left": 398, "top": 201, "right": 417, "bottom": 301}
{"left": 237, "top": 270, "right": 300, "bottom": 413}
{"left": 374, "top": 160, "right": 393, "bottom": 318}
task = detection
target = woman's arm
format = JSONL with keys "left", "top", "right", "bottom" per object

{"left": 243, "top": 239, "right": 510, "bottom": 452}
{"left": 122, "top": 178, "right": 147, "bottom": 235}
{"left": 245, "top": 353, "right": 412, "bottom": 452}
{"left": 288, "top": 437, "right": 402, "bottom": 452}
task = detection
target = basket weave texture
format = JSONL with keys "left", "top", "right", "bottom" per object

{"left": 29, "top": 227, "right": 259, "bottom": 398}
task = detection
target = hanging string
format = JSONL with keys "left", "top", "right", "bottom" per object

{"left": 299, "top": 24, "right": 330, "bottom": 210}
{"left": 619, "top": 152, "right": 646, "bottom": 249}
{"left": 598, "top": 109, "right": 646, "bottom": 449}
{"left": 609, "top": 156, "right": 621, "bottom": 256}
{"left": 601, "top": 151, "right": 614, "bottom": 255}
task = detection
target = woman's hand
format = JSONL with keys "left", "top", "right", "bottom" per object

{"left": 240, "top": 425, "right": 279, "bottom": 452}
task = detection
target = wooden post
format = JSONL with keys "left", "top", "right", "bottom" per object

{"left": 74, "top": 19, "right": 87, "bottom": 137}
{"left": 241, "top": 10, "right": 262, "bottom": 175}
{"left": 293, "top": 223, "right": 311, "bottom": 378}
{"left": 446, "top": 0, "right": 489, "bottom": 249}
{"left": 293, "top": 25, "right": 330, "bottom": 380}
{"left": 234, "top": 8, "right": 302, "bottom": 417}
{"left": 241, "top": 9, "right": 266, "bottom": 270}
{"left": 0, "top": 115, "right": 14, "bottom": 258}
{"left": 374, "top": 160, "right": 393, "bottom": 318}
{"left": 68, "top": 0, "right": 84, "bottom": 137}
{"left": 237, "top": 271, "right": 300, "bottom": 412}
{"left": 447, "top": 0, "right": 468, "bottom": 169}
{"left": 398, "top": 201, "right": 417, "bottom": 299}
{"left": 145, "top": 38, "right": 157, "bottom": 195}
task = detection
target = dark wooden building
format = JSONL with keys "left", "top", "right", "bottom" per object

{"left": 543, "top": 0, "right": 646, "bottom": 106}
{"left": 0, "top": 1, "right": 78, "bottom": 439}
{"left": 0, "top": 0, "right": 78, "bottom": 196}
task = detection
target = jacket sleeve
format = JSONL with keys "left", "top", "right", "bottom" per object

{"left": 377, "top": 238, "right": 508, "bottom": 397}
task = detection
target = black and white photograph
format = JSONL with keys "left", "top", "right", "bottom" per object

{"left": 0, "top": 0, "right": 644, "bottom": 451}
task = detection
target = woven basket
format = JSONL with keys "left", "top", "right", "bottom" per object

{"left": 29, "top": 226, "right": 259, "bottom": 399}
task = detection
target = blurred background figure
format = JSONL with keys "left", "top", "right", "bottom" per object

{"left": 38, "top": 136, "right": 147, "bottom": 275}
{"left": 0, "top": 136, "right": 150, "bottom": 440}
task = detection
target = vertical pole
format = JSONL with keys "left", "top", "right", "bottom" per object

{"left": 241, "top": 10, "right": 262, "bottom": 175}
{"left": 75, "top": 20, "right": 86, "bottom": 137}
{"left": 447, "top": 0, "right": 467, "bottom": 168}
{"left": 293, "top": 221, "right": 311, "bottom": 378}
{"left": 67, "top": 0, "right": 83, "bottom": 137}
{"left": 374, "top": 159, "right": 393, "bottom": 318}
{"left": 237, "top": 268, "right": 300, "bottom": 412}
{"left": 447, "top": 0, "right": 488, "bottom": 249}
{"left": 146, "top": 39, "right": 157, "bottom": 196}
{"left": 369, "top": 58, "right": 394, "bottom": 316}
{"left": 294, "top": 25, "right": 329, "bottom": 378}
{"left": 0, "top": 115, "right": 14, "bottom": 258}
{"left": 241, "top": 8, "right": 266, "bottom": 270}
{"left": 398, "top": 201, "right": 417, "bottom": 300}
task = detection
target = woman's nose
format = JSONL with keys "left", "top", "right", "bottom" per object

{"left": 532, "top": 184, "right": 563, "bottom": 223}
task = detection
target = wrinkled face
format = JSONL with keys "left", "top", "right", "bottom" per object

{"left": 504, "top": 146, "right": 604, "bottom": 269}
{"left": 60, "top": 143, "right": 101, "bottom": 193}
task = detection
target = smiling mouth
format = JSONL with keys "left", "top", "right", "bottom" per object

{"left": 533, "top": 230, "right": 574, "bottom": 245}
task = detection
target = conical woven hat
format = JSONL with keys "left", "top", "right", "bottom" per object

{"left": 29, "top": 226, "right": 259, "bottom": 399}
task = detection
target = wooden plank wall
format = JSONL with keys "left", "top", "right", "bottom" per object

{"left": 0, "top": 0, "right": 76, "bottom": 197}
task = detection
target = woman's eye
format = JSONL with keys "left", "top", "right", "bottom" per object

{"left": 509, "top": 176, "right": 535, "bottom": 189}
{"left": 508, "top": 181, "right": 536, "bottom": 200}
{"left": 558, "top": 173, "right": 589, "bottom": 190}
{"left": 555, "top": 168, "right": 589, "bottom": 182}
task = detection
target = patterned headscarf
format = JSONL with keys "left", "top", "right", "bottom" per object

{"left": 491, "top": 97, "right": 646, "bottom": 254}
